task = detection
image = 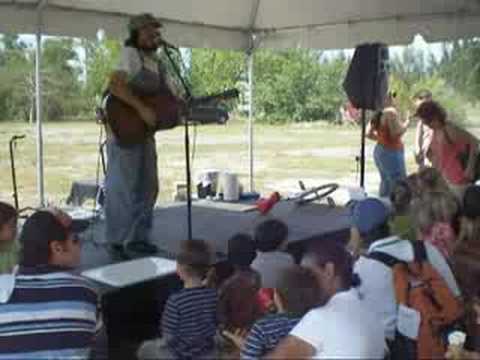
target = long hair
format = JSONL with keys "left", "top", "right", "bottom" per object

{"left": 305, "top": 239, "right": 361, "bottom": 291}
{"left": 370, "top": 110, "right": 383, "bottom": 130}
{"left": 124, "top": 29, "right": 139, "bottom": 48}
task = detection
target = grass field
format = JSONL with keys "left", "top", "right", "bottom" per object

{"left": 1, "top": 110, "right": 479, "bottom": 209}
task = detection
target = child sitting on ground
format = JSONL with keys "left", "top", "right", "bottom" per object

{"left": 414, "top": 191, "right": 460, "bottom": 259}
{"left": 224, "top": 266, "right": 320, "bottom": 359}
{"left": 252, "top": 219, "right": 294, "bottom": 312}
{"left": 446, "top": 288, "right": 480, "bottom": 360}
{"left": 451, "top": 186, "right": 480, "bottom": 299}
{"left": 218, "top": 233, "right": 263, "bottom": 331}
{"left": 389, "top": 180, "right": 416, "bottom": 241}
{"left": 251, "top": 219, "right": 294, "bottom": 289}
{"left": 137, "top": 239, "right": 217, "bottom": 360}
{"left": 0, "top": 202, "right": 18, "bottom": 274}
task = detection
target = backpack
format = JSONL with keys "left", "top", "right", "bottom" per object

{"left": 369, "top": 241, "right": 463, "bottom": 360}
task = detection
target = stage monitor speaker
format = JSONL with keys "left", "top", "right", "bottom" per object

{"left": 343, "top": 43, "right": 389, "bottom": 111}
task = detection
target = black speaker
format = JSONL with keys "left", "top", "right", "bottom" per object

{"left": 343, "top": 43, "right": 389, "bottom": 111}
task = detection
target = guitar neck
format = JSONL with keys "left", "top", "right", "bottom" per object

{"left": 190, "top": 89, "right": 239, "bottom": 106}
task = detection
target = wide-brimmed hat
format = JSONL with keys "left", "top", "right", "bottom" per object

{"left": 129, "top": 13, "right": 162, "bottom": 32}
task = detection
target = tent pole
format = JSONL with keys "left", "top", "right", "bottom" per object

{"left": 247, "top": 51, "right": 254, "bottom": 192}
{"left": 35, "top": 3, "right": 45, "bottom": 207}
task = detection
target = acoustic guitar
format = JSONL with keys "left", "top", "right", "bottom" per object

{"left": 104, "top": 88, "right": 239, "bottom": 146}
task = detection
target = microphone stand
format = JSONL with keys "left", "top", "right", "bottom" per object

{"left": 162, "top": 46, "right": 194, "bottom": 241}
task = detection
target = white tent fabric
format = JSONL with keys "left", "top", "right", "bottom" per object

{"left": 1, "top": 0, "right": 480, "bottom": 50}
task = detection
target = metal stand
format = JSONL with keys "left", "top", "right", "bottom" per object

{"left": 9, "top": 135, "right": 26, "bottom": 211}
{"left": 360, "top": 109, "right": 367, "bottom": 188}
{"left": 163, "top": 47, "right": 194, "bottom": 241}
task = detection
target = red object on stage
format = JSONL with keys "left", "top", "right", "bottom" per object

{"left": 256, "top": 192, "right": 280, "bottom": 214}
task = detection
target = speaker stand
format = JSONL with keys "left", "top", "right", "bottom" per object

{"left": 360, "top": 109, "right": 366, "bottom": 189}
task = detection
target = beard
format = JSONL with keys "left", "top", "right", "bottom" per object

{"left": 140, "top": 43, "right": 159, "bottom": 53}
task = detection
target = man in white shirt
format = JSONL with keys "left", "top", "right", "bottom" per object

{"left": 266, "top": 241, "right": 386, "bottom": 359}
{"left": 106, "top": 14, "right": 182, "bottom": 258}
{"left": 349, "top": 197, "right": 461, "bottom": 341}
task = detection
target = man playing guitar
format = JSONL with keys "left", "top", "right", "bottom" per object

{"left": 106, "top": 13, "right": 179, "bottom": 257}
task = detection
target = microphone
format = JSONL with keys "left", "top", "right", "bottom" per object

{"left": 156, "top": 37, "right": 179, "bottom": 50}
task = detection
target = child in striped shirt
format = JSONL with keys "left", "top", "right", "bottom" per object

{"left": 138, "top": 239, "right": 218, "bottom": 360}
{"left": 224, "top": 265, "right": 320, "bottom": 359}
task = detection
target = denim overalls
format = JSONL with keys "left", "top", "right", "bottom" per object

{"left": 105, "top": 50, "right": 168, "bottom": 248}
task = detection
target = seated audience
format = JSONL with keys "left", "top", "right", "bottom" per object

{"left": 350, "top": 198, "right": 461, "bottom": 344}
{"left": 414, "top": 191, "right": 460, "bottom": 258}
{"left": 0, "top": 202, "right": 19, "bottom": 274}
{"left": 417, "top": 166, "right": 450, "bottom": 194}
{"left": 446, "top": 290, "right": 480, "bottom": 359}
{"left": 389, "top": 180, "right": 416, "bottom": 240}
{"left": 218, "top": 233, "right": 263, "bottom": 331}
{"left": 0, "top": 208, "right": 100, "bottom": 359}
{"left": 138, "top": 239, "right": 217, "bottom": 360}
{"left": 458, "top": 185, "right": 480, "bottom": 257}
{"left": 452, "top": 186, "right": 480, "bottom": 299}
{"left": 266, "top": 240, "right": 386, "bottom": 359}
{"left": 251, "top": 219, "right": 294, "bottom": 289}
{"left": 406, "top": 167, "right": 450, "bottom": 200}
{"left": 224, "top": 266, "right": 320, "bottom": 359}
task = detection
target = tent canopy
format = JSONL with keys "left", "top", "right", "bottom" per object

{"left": 1, "top": 0, "right": 479, "bottom": 50}
{"left": 1, "top": 0, "right": 479, "bottom": 206}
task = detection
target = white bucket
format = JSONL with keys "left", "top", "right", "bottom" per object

{"left": 221, "top": 172, "right": 240, "bottom": 201}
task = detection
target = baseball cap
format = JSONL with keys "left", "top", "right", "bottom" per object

{"left": 19, "top": 209, "right": 88, "bottom": 267}
{"left": 350, "top": 198, "right": 390, "bottom": 235}
{"left": 129, "top": 13, "right": 162, "bottom": 32}
{"left": 464, "top": 186, "right": 480, "bottom": 219}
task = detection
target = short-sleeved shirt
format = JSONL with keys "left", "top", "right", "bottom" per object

{"left": 161, "top": 286, "right": 217, "bottom": 359}
{"left": 241, "top": 313, "right": 300, "bottom": 360}
{"left": 0, "top": 266, "right": 99, "bottom": 359}
{"left": 290, "top": 289, "right": 386, "bottom": 359}
{"left": 354, "top": 236, "right": 461, "bottom": 340}
{"left": 251, "top": 251, "right": 295, "bottom": 288}
{"left": 117, "top": 47, "right": 160, "bottom": 78}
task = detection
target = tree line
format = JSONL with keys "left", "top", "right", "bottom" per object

{"left": 0, "top": 33, "right": 478, "bottom": 124}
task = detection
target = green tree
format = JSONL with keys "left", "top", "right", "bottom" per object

{"left": 434, "top": 39, "right": 480, "bottom": 102}
{"left": 0, "top": 35, "right": 84, "bottom": 122}
{"left": 83, "top": 37, "right": 121, "bottom": 107}
{"left": 254, "top": 49, "right": 348, "bottom": 123}
{"left": 189, "top": 48, "right": 244, "bottom": 95}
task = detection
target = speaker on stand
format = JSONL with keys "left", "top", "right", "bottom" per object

{"left": 343, "top": 43, "right": 389, "bottom": 189}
